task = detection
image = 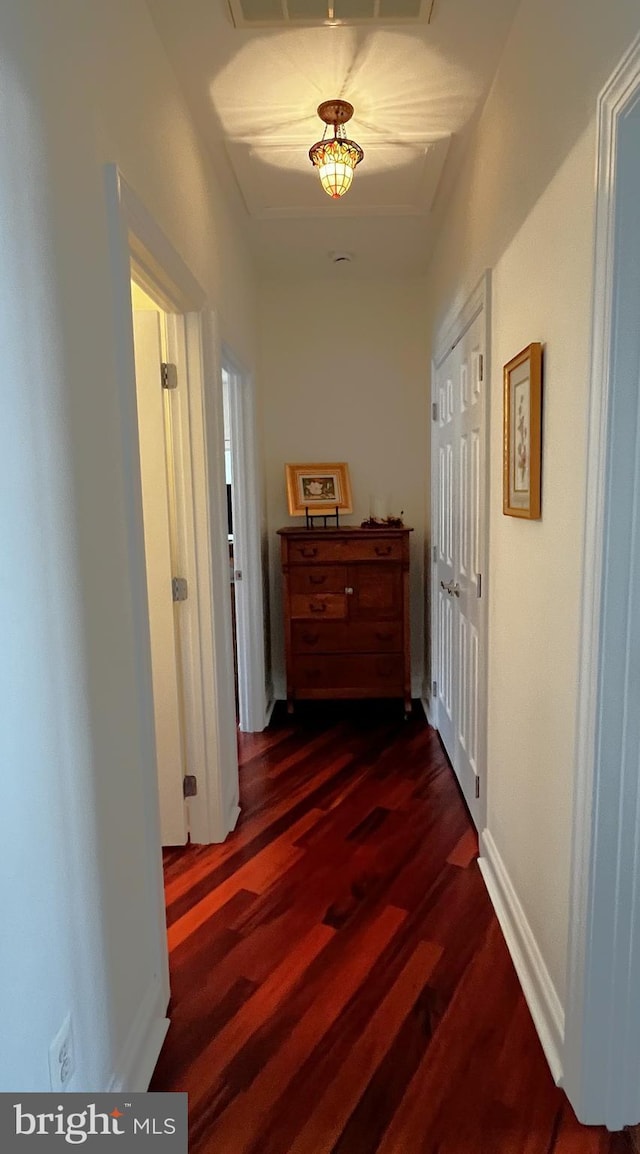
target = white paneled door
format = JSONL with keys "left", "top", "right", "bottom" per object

{"left": 433, "top": 305, "right": 487, "bottom": 829}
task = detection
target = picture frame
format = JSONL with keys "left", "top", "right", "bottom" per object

{"left": 285, "top": 462, "right": 353, "bottom": 517}
{"left": 503, "top": 342, "right": 542, "bottom": 519}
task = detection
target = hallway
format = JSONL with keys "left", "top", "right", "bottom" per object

{"left": 151, "top": 706, "right": 630, "bottom": 1153}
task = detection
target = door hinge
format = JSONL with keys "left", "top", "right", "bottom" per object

{"left": 475, "top": 776, "right": 480, "bottom": 800}
{"left": 432, "top": 401, "right": 438, "bottom": 422}
{"left": 172, "top": 576, "right": 188, "bottom": 602}
{"left": 183, "top": 774, "right": 197, "bottom": 798}
{"left": 432, "top": 544, "right": 437, "bottom": 563}
{"left": 161, "top": 362, "right": 178, "bottom": 390}
{"left": 234, "top": 570, "right": 243, "bottom": 582}
{"left": 477, "top": 573, "right": 482, "bottom": 598}
{"left": 479, "top": 353, "right": 484, "bottom": 383}
{"left": 432, "top": 680, "right": 437, "bottom": 696}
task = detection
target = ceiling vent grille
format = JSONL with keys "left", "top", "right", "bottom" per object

{"left": 227, "top": 0, "right": 435, "bottom": 28}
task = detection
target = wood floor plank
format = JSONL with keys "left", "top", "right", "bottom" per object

{"left": 447, "top": 826, "right": 479, "bottom": 868}
{"left": 176, "top": 920, "right": 335, "bottom": 1102}
{"left": 375, "top": 920, "right": 523, "bottom": 1154}
{"left": 167, "top": 809, "right": 318, "bottom": 948}
{"left": 286, "top": 939, "right": 443, "bottom": 1154}
{"left": 150, "top": 701, "right": 628, "bottom": 1153}
{"left": 195, "top": 905, "right": 408, "bottom": 1154}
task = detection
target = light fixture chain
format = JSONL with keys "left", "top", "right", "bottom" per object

{"left": 309, "top": 98, "right": 364, "bottom": 200}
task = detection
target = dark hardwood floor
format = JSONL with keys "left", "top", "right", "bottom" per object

{"left": 151, "top": 702, "right": 631, "bottom": 1153}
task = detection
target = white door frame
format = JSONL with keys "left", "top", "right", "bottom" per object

{"left": 429, "top": 271, "right": 491, "bottom": 831}
{"left": 104, "top": 164, "right": 239, "bottom": 846}
{"left": 564, "top": 34, "right": 640, "bottom": 1130}
{"left": 132, "top": 309, "right": 190, "bottom": 847}
{"left": 222, "top": 347, "right": 269, "bottom": 733}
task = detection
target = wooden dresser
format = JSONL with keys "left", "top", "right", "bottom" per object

{"left": 278, "top": 527, "right": 412, "bottom": 714}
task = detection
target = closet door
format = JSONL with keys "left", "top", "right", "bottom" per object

{"left": 433, "top": 310, "right": 486, "bottom": 828}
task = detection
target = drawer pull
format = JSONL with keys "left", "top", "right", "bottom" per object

{"left": 299, "top": 547, "right": 318, "bottom": 559}
{"left": 375, "top": 631, "right": 392, "bottom": 641}
{"left": 301, "top": 632, "right": 320, "bottom": 645}
{"left": 310, "top": 603, "right": 327, "bottom": 614}
{"left": 309, "top": 574, "right": 327, "bottom": 585}
{"left": 345, "top": 586, "right": 354, "bottom": 595}
{"left": 375, "top": 544, "right": 392, "bottom": 556}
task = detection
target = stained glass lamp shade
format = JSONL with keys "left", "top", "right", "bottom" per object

{"left": 309, "top": 100, "right": 364, "bottom": 200}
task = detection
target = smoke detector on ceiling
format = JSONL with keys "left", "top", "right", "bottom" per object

{"left": 227, "top": 0, "right": 435, "bottom": 29}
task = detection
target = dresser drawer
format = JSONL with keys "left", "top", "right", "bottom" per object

{"left": 290, "top": 593, "right": 347, "bottom": 620}
{"left": 293, "top": 654, "right": 404, "bottom": 692}
{"left": 292, "top": 622, "right": 403, "bottom": 655}
{"left": 286, "top": 536, "right": 403, "bottom": 565}
{"left": 289, "top": 565, "right": 347, "bottom": 594}
{"left": 347, "top": 538, "right": 403, "bottom": 562}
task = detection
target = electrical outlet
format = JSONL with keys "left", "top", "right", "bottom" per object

{"left": 49, "top": 1014, "right": 75, "bottom": 1092}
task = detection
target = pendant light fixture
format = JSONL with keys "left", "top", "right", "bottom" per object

{"left": 309, "top": 99, "right": 364, "bottom": 200}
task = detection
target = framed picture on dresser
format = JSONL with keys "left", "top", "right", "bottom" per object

{"left": 285, "top": 462, "right": 353, "bottom": 516}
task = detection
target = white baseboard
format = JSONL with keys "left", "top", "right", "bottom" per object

{"left": 420, "top": 696, "right": 436, "bottom": 727}
{"left": 108, "top": 977, "right": 169, "bottom": 1092}
{"left": 226, "top": 802, "right": 241, "bottom": 835}
{"left": 479, "top": 829, "right": 565, "bottom": 1086}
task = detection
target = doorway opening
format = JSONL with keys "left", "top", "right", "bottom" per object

{"left": 221, "top": 352, "right": 269, "bottom": 734}
{"left": 106, "top": 166, "right": 240, "bottom": 853}
{"left": 221, "top": 364, "right": 239, "bottom": 720}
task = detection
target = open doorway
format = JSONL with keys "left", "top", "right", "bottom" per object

{"left": 221, "top": 366, "right": 239, "bottom": 720}
{"left": 221, "top": 353, "right": 269, "bottom": 734}
{"left": 104, "top": 160, "right": 241, "bottom": 850}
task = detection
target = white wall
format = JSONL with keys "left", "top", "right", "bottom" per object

{"left": 425, "top": 0, "right": 640, "bottom": 1017}
{"left": 259, "top": 276, "right": 429, "bottom": 699}
{"left": 0, "top": 0, "right": 255, "bottom": 1092}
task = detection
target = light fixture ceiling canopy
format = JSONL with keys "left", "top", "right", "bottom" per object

{"left": 309, "top": 98, "right": 364, "bottom": 200}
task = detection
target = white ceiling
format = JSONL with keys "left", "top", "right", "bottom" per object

{"left": 146, "top": 0, "right": 520, "bottom": 276}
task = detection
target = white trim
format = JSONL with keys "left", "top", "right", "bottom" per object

{"left": 223, "top": 350, "right": 269, "bottom": 733}
{"left": 184, "top": 310, "right": 240, "bottom": 841}
{"left": 433, "top": 272, "right": 489, "bottom": 369}
{"left": 423, "top": 672, "right": 439, "bottom": 730}
{"left": 118, "top": 180, "right": 204, "bottom": 314}
{"left": 107, "top": 979, "right": 169, "bottom": 1092}
{"left": 430, "top": 271, "right": 491, "bottom": 830}
{"left": 419, "top": 696, "right": 436, "bottom": 727}
{"left": 564, "top": 34, "right": 640, "bottom": 1129}
{"left": 164, "top": 313, "right": 239, "bottom": 843}
{"left": 479, "top": 831, "right": 564, "bottom": 1086}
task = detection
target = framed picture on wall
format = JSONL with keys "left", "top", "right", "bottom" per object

{"left": 503, "top": 342, "right": 543, "bottom": 519}
{"left": 285, "top": 462, "right": 353, "bottom": 516}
